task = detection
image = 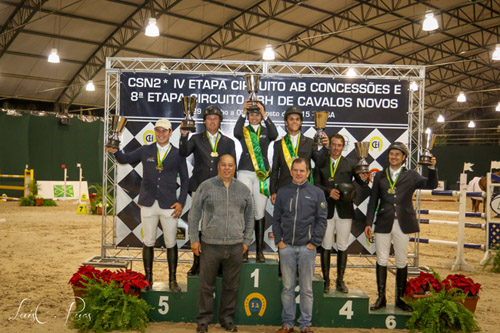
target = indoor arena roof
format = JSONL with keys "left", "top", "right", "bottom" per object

{"left": 0, "top": 0, "right": 499, "bottom": 144}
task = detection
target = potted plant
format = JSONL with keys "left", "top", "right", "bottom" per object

{"left": 482, "top": 244, "right": 500, "bottom": 273}
{"left": 69, "top": 265, "right": 149, "bottom": 297}
{"left": 89, "top": 184, "right": 113, "bottom": 215}
{"left": 442, "top": 274, "right": 481, "bottom": 313}
{"left": 405, "top": 271, "right": 481, "bottom": 313}
{"left": 69, "top": 275, "right": 153, "bottom": 332}
{"left": 404, "top": 271, "right": 442, "bottom": 298}
{"left": 405, "top": 288, "right": 480, "bottom": 333}
{"left": 35, "top": 194, "right": 44, "bottom": 206}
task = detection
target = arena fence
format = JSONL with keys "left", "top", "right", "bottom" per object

{"left": 0, "top": 168, "right": 33, "bottom": 201}
{"left": 414, "top": 169, "right": 500, "bottom": 272}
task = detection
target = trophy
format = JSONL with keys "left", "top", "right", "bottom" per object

{"left": 419, "top": 129, "right": 437, "bottom": 166}
{"left": 106, "top": 115, "right": 128, "bottom": 149}
{"left": 244, "top": 74, "right": 260, "bottom": 113}
{"left": 312, "top": 111, "right": 329, "bottom": 149}
{"left": 354, "top": 142, "right": 370, "bottom": 174}
{"left": 180, "top": 96, "right": 197, "bottom": 132}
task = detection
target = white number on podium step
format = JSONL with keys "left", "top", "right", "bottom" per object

{"left": 385, "top": 315, "right": 397, "bottom": 329}
{"left": 250, "top": 268, "right": 259, "bottom": 288}
{"left": 339, "top": 300, "right": 353, "bottom": 319}
{"left": 158, "top": 296, "right": 169, "bottom": 315}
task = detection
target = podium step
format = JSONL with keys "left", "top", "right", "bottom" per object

{"left": 141, "top": 258, "right": 411, "bottom": 329}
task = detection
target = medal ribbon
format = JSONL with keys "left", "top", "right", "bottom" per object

{"left": 207, "top": 131, "right": 220, "bottom": 154}
{"left": 386, "top": 168, "right": 400, "bottom": 193}
{"left": 282, "top": 134, "right": 300, "bottom": 171}
{"left": 157, "top": 144, "right": 171, "bottom": 168}
{"left": 243, "top": 125, "right": 270, "bottom": 196}
{"left": 329, "top": 156, "right": 340, "bottom": 181}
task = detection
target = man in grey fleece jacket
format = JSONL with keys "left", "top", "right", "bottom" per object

{"left": 189, "top": 154, "right": 254, "bottom": 333}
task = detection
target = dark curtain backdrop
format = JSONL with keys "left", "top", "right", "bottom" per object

{"left": 0, "top": 112, "right": 103, "bottom": 197}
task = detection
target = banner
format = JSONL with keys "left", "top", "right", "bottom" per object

{"left": 115, "top": 71, "right": 410, "bottom": 255}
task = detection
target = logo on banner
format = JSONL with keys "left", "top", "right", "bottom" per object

{"left": 244, "top": 292, "right": 266, "bottom": 317}
{"left": 143, "top": 130, "right": 155, "bottom": 144}
{"left": 369, "top": 137, "right": 383, "bottom": 152}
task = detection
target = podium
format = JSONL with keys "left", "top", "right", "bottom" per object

{"left": 142, "top": 259, "right": 410, "bottom": 329}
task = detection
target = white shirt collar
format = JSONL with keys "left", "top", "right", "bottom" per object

{"left": 389, "top": 166, "right": 402, "bottom": 179}
{"left": 288, "top": 133, "right": 299, "bottom": 146}
{"left": 156, "top": 142, "right": 170, "bottom": 153}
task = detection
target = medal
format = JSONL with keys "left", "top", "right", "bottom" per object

{"left": 328, "top": 177, "right": 334, "bottom": 182}
{"left": 386, "top": 169, "right": 399, "bottom": 196}
{"left": 156, "top": 144, "right": 170, "bottom": 173}
{"left": 211, "top": 152, "right": 218, "bottom": 157}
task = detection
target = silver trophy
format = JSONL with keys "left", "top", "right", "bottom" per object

{"left": 354, "top": 142, "right": 370, "bottom": 174}
{"left": 181, "top": 96, "right": 197, "bottom": 132}
{"left": 106, "top": 115, "right": 128, "bottom": 150}
{"left": 244, "top": 74, "right": 260, "bottom": 113}
{"left": 419, "top": 130, "right": 437, "bottom": 166}
{"left": 313, "top": 111, "right": 329, "bottom": 149}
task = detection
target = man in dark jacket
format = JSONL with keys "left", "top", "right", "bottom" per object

{"left": 269, "top": 106, "right": 327, "bottom": 205}
{"left": 179, "top": 105, "right": 236, "bottom": 275}
{"left": 364, "top": 142, "right": 437, "bottom": 312}
{"left": 107, "top": 118, "right": 188, "bottom": 292}
{"left": 314, "top": 133, "right": 369, "bottom": 293}
{"left": 273, "top": 158, "right": 327, "bottom": 333}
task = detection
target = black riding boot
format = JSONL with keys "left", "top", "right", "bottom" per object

{"left": 320, "top": 248, "right": 331, "bottom": 293}
{"left": 336, "top": 250, "right": 349, "bottom": 293}
{"left": 167, "top": 245, "right": 181, "bottom": 293}
{"left": 143, "top": 246, "right": 154, "bottom": 291}
{"left": 255, "top": 218, "right": 266, "bottom": 263}
{"left": 370, "top": 263, "right": 387, "bottom": 310}
{"left": 187, "top": 254, "right": 200, "bottom": 276}
{"left": 395, "top": 266, "right": 412, "bottom": 312}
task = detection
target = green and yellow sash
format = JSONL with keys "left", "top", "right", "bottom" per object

{"left": 282, "top": 134, "right": 300, "bottom": 171}
{"left": 243, "top": 125, "right": 270, "bottom": 196}
{"left": 282, "top": 134, "right": 314, "bottom": 183}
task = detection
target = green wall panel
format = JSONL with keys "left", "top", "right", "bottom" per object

{"left": 433, "top": 146, "right": 500, "bottom": 190}
{"left": 0, "top": 113, "right": 104, "bottom": 197}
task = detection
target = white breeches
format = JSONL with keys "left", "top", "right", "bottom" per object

{"left": 141, "top": 200, "right": 178, "bottom": 248}
{"left": 237, "top": 170, "right": 269, "bottom": 220}
{"left": 321, "top": 210, "right": 352, "bottom": 251}
{"left": 374, "top": 219, "right": 409, "bottom": 268}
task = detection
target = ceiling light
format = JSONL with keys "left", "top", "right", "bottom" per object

{"left": 31, "top": 111, "right": 48, "bottom": 117}
{"left": 145, "top": 18, "right": 159, "bottom": 37}
{"left": 457, "top": 91, "right": 466, "bottom": 103}
{"left": 48, "top": 48, "right": 60, "bottom": 63}
{"left": 437, "top": 114, "right": 445, "bottom": 122}
{"left": 468, "top": 120, "right": 475, "bottom": 128}
{"left": 496, "top": 102, "right": 500, "bottom": 112}
{"left": 422, "top": 11, "right": 439, "bottom": 31}
{"left": 425, "top": 127, "right": 431, "bottom": 134}
{"left": 86, "top": 80, "right": 95, "bottom": 91}
{"left": 410, "top": 81, "right": 419, "bottom": 91}
{"left": 346, "top": 67, "right": 357, "bottom": 77}
{"left": 6, "top": 109, "right": 22, "bottom": 117}
{"left": 262, "top": 44, "right": 275, "bottom": 61}
{"left": 492, "top": 44, "right": 500, "bottom": 61}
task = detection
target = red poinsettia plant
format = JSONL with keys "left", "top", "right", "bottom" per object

{"left": 69, "top": 265, "right": 149, "bottom": 293}
{"left": 404, "top": 271, "right": 442, "bottom": 296}
{"left": 442, "top": 274, "right": 481, "bottom": 297}
{"left": 405, "top": 271, "right": 481, "bottom": 297}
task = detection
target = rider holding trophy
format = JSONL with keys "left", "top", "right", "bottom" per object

{"left": 234, "top": 74, "right": 279, "bottom": 262}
